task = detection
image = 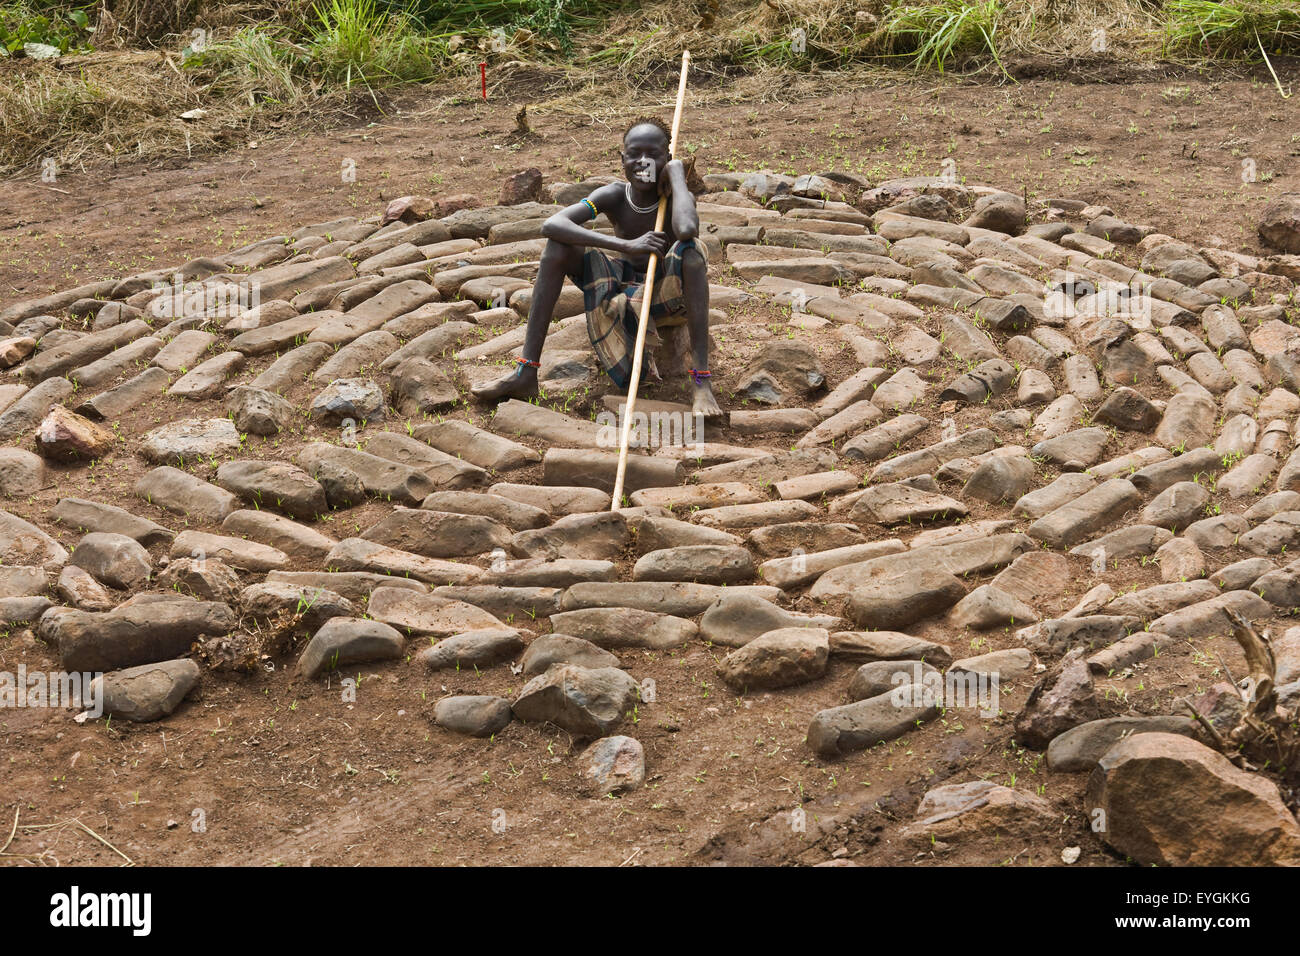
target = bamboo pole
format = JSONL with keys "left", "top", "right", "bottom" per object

{"left": 611, "top": 49, "right": 691, "bottom": 511}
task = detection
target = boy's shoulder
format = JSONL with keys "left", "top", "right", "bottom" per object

{"left": 587, "top": 180, "right": 626, "bottom": 207}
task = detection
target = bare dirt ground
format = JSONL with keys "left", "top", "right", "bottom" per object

{"left": 1, "top": 60, "right": 1298, "bottom": 867}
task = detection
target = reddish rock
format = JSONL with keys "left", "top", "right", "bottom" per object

{"left": 431, "top": 193, "right": 482, "bottom": 218}
{"left": 380, "top": 195, "right": 435, "bottom": 226}
{"left": 500, "top": 168, "right": 543, "bottom": 205}
{"left": 1258, "top": 192, "right": 1300, "bottom": 253}
{"left": 35, "top": 405, "right": 117, "bottom": 462}
{"left": 1087, "top": 733, "right": 1300, "bottom": 866}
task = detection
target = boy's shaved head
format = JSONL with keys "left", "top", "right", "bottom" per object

{"left": 624, "top": 116, "right": 671, "bottom": 145}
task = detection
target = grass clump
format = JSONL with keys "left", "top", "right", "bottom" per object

{"left": 880, "top": 0, "right": 1006, "bottom": 72}
{"left": 307, "top": 0, "right": 444, "bottom": 87}
{"left": 1163, "top": 0, "right": 1300, "bottom": 57}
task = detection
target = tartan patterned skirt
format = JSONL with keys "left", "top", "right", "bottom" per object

{"left": 582, "top": 238, "right": 704, "bottom": 390}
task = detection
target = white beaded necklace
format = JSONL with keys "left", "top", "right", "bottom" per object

{"left": 625, "top": 182, "right": 659, "bottom": 214}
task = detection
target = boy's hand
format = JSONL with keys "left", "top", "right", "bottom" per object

{"left": 659, "top": 159, "right": 685, "bottom": 195}
{"left": 624, "top": 231, "right": 669, "bottom": 257}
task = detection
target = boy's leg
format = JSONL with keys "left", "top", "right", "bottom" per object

{"left": 471, "top": 239, "right": 583, "bottom": 402}
{"left": 681, "top": 243, "right": 722, "bottom": 419}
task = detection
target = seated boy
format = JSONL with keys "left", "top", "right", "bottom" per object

{"left": 471, "top": 117, "right": 722, "bottom": 418}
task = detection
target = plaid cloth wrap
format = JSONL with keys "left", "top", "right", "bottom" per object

{"left": 582, "top": 238, "right": 704, "bottom": 389}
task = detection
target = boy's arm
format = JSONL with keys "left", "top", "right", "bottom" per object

{"left": 663, "top": 160, "right": 698, "bottom": 242}
{"left": 541, "top": 184, "right": 634, "bottom": 254}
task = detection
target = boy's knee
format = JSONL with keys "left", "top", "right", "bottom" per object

{"left": 681, "top": 244, "right": 706, "bottom": 272}
{"left": 542, "top": 239, "right": 582, "bottom": 265}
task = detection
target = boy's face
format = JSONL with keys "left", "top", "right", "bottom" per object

{"left": 621, "top": 125, "right": 669, "bottom": 186}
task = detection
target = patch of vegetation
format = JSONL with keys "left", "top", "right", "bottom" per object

{"left": 0, "top": 0, "right": 93, "bottom": 55}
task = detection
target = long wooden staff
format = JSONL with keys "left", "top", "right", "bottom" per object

{"left": 611, "top": 49, "right": 691, "bottom": 511}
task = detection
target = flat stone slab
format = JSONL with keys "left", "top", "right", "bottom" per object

{"left": 90, "top": 659, "right": 202, "bottom": 722}
{"left": 361, "top": 507, "right": 512, "bottom": 560}
{"left": 134, "top": 467, "right": 237, "bottom": 523}
{"left": 44, "top": 594, "right": 236, "bottom": 672}
{"left": 367, "top": 586, "right": 504, "bottom": 639}
{"left": 807, "top": 686, "right": 939, "bottom": 757}
{"left": 296, "top": 618, "right": 405, "bottom": 678}
{"left": 171, "top": 531, "right": 289, "bottom": 572}
{"left": 811, "top": 533, "right": 1034, "bottom": 602}
{"left": 139, "top": 418, "right": 242, "bottom": 464}
{"left": 549, "top": 607, "right": 698, "bottom": 649}
{"left": 559, "top": 581, "right": 782, "bottom": 617}
{"left": 324, "top": 537, "right": 481, "bottom": 586}
{"left": 414, "top": 419, "right": 540, "bottom": 472}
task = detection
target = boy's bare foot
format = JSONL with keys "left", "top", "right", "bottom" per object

{"left": 691, "top": 378, "right": 725, "bottom": 420}
{"left": 471, "top": 363, "right": 539, "bottom": 403}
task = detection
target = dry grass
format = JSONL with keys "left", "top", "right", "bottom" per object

{"left": 0, "top": 0, "right": 1292, "bottom": 177}
{"left": 0, "top": 47, "right": 358, "bottom": 174}
{"left": 585, "top": 0, "right": 1167, "bottom": 68}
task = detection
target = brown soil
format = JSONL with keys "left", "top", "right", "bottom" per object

{"left": 1, "top": 63, "right": 1298, "bottom": 868}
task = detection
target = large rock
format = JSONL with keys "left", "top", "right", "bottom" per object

{"left": 845, "top": 566, "right": 966, "bottom": 629}
{"left": 512, "top": 665, "right": 640, "bottom": 737}
{"left": 239, "top": 582, "right": 356, "bottom": 629}
{"left": 850, "top": 483, "right": 968, "bottom": 525}
{"left": 1013, "top": 649, "right": 1099, "bottom": 749}
{"left": 155, "top": 557, "right": 240, "bottom": 603}
{"left": 419, "top": 628, "right": 524, "bottom": 670}
{"left": 962, "top": 456, "right": 1034, "bottom": 505}
{"left": 325, "top": 537, "right": 481, "bottom": 586}
{"left": 413, "top": 419, "right": 540, "bottom": 472}
{"left": 520, "top": 634, "right": 620, "bottom": 676}
{"left": 548, "top": 607, "right": 696, "bottom": 649}
{"left": 215, "top": 461, "right": 327, "bottom": 521}
{"left": 1086, "top": 733, "right": 1300, "bottom": 866}
{"left": 298, "top": 444, "right": 434, "bottom": 506}
{"left": 222, "top": 510, "right": 336, "bottom": 563}
{"left": 45, "top": 594, "right": 236, "bottom": 672}
{"left": 68, "top": 532, "right": 152, "bottom": 590}
{"left": 171, "top": 530, "right": 288, "bottom": 572}
{"left": 948, "top": 584, "right": 1038, "bottom": 629}
{"left": 512, "top": 511, "right": 628, "bottom": 561}
{"left": 717, "top": 627, "right": 829, "bottom": 691}
{"left": 0, "top": 448, "right": 46, "bottom": 496}
{"left": 35, "top": 405, "right": 116, "bottom": 462}
{"left": 806, "top": 686, "right": 939, "bottom": 757}
{"left": 309, "top": 378, "right": 386, "bottom": 424}
{"left": 366, "top": 586, "right": 502, "bottom": 638}
{"left": 225, "top": 386, "right": 293, "bottom": 436}
{"left": 0, "top": 510, "right": 68, "bottom": 571}
{"left": 811, "top": 534, "right": 1033, "bottom": 602}
{"left": 699, "top": 591, "right": 840, "bottom": 646}
{"left": 631, "top": 545, "right": 755, "bottom": 585}
{"left": 964, "top": 191, "right": 1025, "bottom": 234}
{"left": 1258, "top": 192, "right": 1300, "bottom": 253}
{"left": 361, "top": 507, "right": 511, "bottom": 559}
{"left": 579, "top": 735, "right": 646, "bottom": 794}
{"left": 735, "top": 341, "right": 826, "bottom": 404}
{"left": 435, "top": 695, "right": 513, "bottom": 737}
{"left": 139, "top": 418, "right": 241, "bottom": 464}
{"left": 51, "top": 498, "right": 172, "bottom": 546}
{"left": 561, "top": 581, "right": 779, "bottom": 617}
{"left": 1154, "top": 391, "right": 1216, "bottom": 450}
{"left": 90, "top": 659, "right": 201, "bottom": 722}
{"left": 0, "top": 377, "right": 73, "bottom": 443}
{"left": 1027, "top": 479, "right": 1140, "bottom": 549}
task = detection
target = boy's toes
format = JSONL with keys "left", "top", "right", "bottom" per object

{"left": 692, "top": 386, "right": 725, "bottom": 421}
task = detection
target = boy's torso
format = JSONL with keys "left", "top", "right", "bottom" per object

{"left": 597, "top": 181, "right": 679, "bottom": 272}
